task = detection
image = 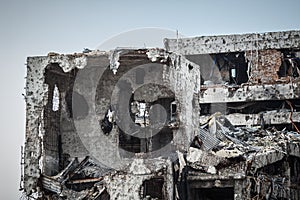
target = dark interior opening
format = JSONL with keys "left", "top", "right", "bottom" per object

{"left": 215, "top": 52, "right": 248, "bottom": 85}
{"left": 189, "top": 187, "right": 234, "bottom": 200}
{"left": 289, "top": 156, "right": 300, "bottom": 187}
{"left": 118, "top": 126, "right": 173, "bottom": 156}
{"left": 142, "top": 178, "right": 164, "bottom": 199}
{"left": 200, "top": 99, "right": 300, "bottom": 115}
{"left": 65, "top": 182, "right": 95, "bottom": 192}
{"left": 278, "top": 49, "right": 300, "bottom": 78}
{"left": 118, "top": 128, "right": 141, "bottom": 154}
{"left": 249, "top": 159, "right": 291, "bottom": 199}
{"left": 187, "top": 52, "right": 248, "bottom": 85}
{"left": 43, "top": 63, "right": 78, "bottom": 175}
{"left": 150, "top": 127, "right": 173, "bottom": 151}
{"left": 119, "top": 96, "right": 175, "bottom": 156}
{"left": 99, "top": 189, "right": 110, "bottom": 200}
{"left": 65, "top": 90, "right": 89, "bottom": 119}
{"left": 258, "top": 159, "right": 286, "bottom": 176}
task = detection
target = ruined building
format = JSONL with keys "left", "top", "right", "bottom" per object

{"left": 21, "top": 30, "right": 300, "bottom": 199}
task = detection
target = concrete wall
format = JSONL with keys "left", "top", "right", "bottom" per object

{"left": 164, "top": 30, "right": 300, "bottom": 55}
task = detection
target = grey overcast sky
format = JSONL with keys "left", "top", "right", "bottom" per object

{"left": 0, "top": 0, "right": 300, "bottom": 199}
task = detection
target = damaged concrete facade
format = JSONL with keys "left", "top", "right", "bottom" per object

{"left": 22, "top": 30, "right": 300, "bottom": 199}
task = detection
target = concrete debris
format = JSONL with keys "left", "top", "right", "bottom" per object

{"left": 146, "top": 48, "right": 169, "bottom": 62}
{"left": 41, "top": 156, "right": 111, "bottom": 199}
{"left": 22, "top": 30, "right": 300, "bottom": 199}
{"left": 48, "top": 54, "right": 87, "bottom": 72}
{"left": 109, "top": 48, "right": 123, "bottom": 74}
{"left": 188, "top": 113, "right": 300, "bottom": 198}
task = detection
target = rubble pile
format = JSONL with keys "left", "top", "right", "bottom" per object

{"left": 186, "top": 114, "right": 300, "bottom": 199}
